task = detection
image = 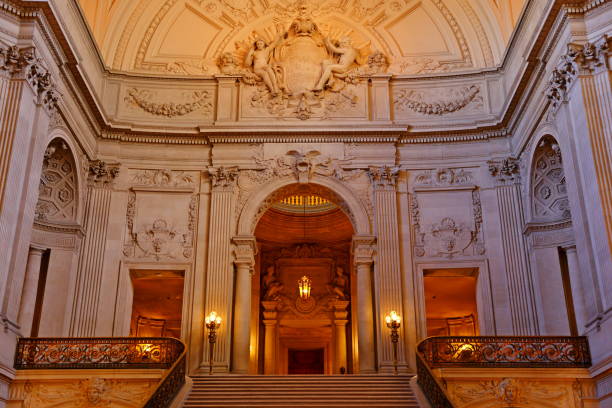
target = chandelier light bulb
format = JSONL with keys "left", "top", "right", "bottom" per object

{"left": 298, "top": 275, "right": 312, "bottom": 300}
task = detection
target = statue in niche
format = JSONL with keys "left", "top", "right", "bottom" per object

{"left": 314, "top": 37, "right": 360, "bottom": 91}
{"left": 262, "top": 265, "right": 284, "bottom": 300}
{"left": 245, "top": 36, "right": 285, "bottom": 96}
{"left": 328, "top": 266, "right": 348, "bottom": 299}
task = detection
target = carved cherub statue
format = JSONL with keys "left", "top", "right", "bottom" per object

{"left": 328, "top": 266, "right": 348, "bottom": 299}
{"left": 263, "top": 265, "right": 284, "bottom": 300}
{"left": 245, "top": 35, "right": 284, "bottom": 96}
{"left": 314, "top": 37, "right": 359, "bottom": 91}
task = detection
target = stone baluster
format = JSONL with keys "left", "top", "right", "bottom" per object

{"left": 352, "top": 235, "right": 376, "bottom": 373}
{"left": 368, "top": 166, "right": 407, "bottom": 373}
{"left": 69, "top": 160, "right": 120, "bottom": 336}
{"left": 487, "top": 158, "right": 539, "bottom": 335}
{"left": 232, "top": 236, "right": 256, "bottom": 373}
{"left": 204, "top": 167, "right": 239, "bottom": 373}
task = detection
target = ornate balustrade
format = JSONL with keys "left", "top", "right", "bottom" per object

{"left": 416, "top": 352, "right": 456, "bottom": 408}
{"left": 14, "top": 337, "right": 186, "bottom": 408}
{"left": 418, "top": 336, "right": 591, "bottom": 368}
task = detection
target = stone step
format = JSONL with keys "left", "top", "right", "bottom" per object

{"left": 182, "top": 375, "right": 422, "bottom": 408}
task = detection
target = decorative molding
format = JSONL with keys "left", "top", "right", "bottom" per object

{"left": 394, "top": 85, "right": 482, "bottom": 115}
{"left": 124, "top": 88, "right": 212, "bottom": 117}
{"left": 87, "top": 160, "right": 120, "bottom": 186}
{"left": 130, "top": 169, "right": 195, "bottom": 189}
{"left": 569, "top": 35, "right": 610, "bottom": 73}
{"left": 545, "top": 51, "right": 578, "bottom": 114}
{"left": 352, "top": 236, "right": 376, "bottom": 265}
{"left": 414, "top": 168, "right": 473, "bottom": 187}
{"left": 36, "top": 140, "right": 78, "bottom": 222}
{"left": 232, "top": 235, "right": 257, "bottom": 268}
{"left": 487, "top": 157, "right": 520, "bottom": 184}
{"left": 531, "top": 137, "right": 571, "bottom": 221}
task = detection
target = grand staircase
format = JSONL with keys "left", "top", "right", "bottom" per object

{"left": 182, "top": 375, "right": 421, "bottom": 407}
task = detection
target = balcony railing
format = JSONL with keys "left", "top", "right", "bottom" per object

{"left": 14, "top": 337, "right": 186, "bottom": 408}
{"left": 418, "top": 336, "right": 591, "bottom": 368}
{"left": 416, "top": 336, "right": 592, "bottom": 408}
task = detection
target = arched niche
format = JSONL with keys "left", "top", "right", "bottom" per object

{"left": 530, "top": 135, "right": 571, "bottom": 222}
{"left": 236, "top": 175, "right": 371, "bottom": 237}
{"left": 34, "top": 137, "right": 80, "bottom": 224}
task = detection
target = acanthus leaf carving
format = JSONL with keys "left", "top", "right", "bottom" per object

{"left": 124, "top": 88, "right": 212, "bottom": 117}
{"left": 487, "top": 157, "right": 520, "bottom": 184}
{"left": 88, "top": 160, "right": 120, "bottom": 186}
{"left": 394, "top": 85, "right": 482, "bottom": 115}
{"left": 209, "top": 166, "right": 239, "bottom": 190}
{"left": 368, "top": 165, "right": 399, "bottom": 189}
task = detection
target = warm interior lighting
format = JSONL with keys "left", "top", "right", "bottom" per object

{"left": 385, "top": 311, "right": 401, "bottom": 327}
{"left": 205, "top": 311, "right": 222, "bottom": 327}
{"left": 298, "top": 276, "right": 312, "bottom": 300}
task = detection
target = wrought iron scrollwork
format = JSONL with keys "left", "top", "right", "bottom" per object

{"left": 418, "top": 336, "right": 591, "bottom": 368}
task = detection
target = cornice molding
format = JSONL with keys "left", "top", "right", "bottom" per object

{"left": 1, "top": 0, "right": 609, "bottom": 145}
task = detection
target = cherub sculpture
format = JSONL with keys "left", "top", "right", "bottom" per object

{"left": 245, "top": 36, "right": 284, "bottom": 96}
{"left": 314, "top": 37, "right": 359, "bottom": 91}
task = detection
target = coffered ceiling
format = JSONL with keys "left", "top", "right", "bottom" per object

{"left": 78, "top": 0, "right": 526, "bottom": 76}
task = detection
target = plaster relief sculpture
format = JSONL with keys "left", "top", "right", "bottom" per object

{"left": 531, "top": 137, "right": 571, "bottom": 221}
{"left": 414, "top": 168, "right": 473, "bottom": 187}
{"left": 36, "top": 140, "right": 78, "bottom": 222}
{"left": 225, "top": 2, "right": 386, "bottom": 119}
{"left": 124, "top": 88, "right": 212, "bottom": 118}
{"left": 394, "top": 85, "right": 483, "bottom": 115}
{"left": 488, "top": 157, "right": 520, "bottom": 184}
{"left": 263, "top": 265, "right": 284, "bottom": 301}
{"left": 130, "top": 169, "right": 195, "bottom": 188}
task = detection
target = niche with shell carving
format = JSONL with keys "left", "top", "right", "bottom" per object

{"left": 35, "top": 138, "right": 78, "bottom": 223}
{"left": 531, "top": 136, "right": 570, "bottom": 221}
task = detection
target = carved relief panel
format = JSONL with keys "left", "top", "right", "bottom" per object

{"left": 410, "top": 169, "right": 485, "bottom": 259}
{"left": 531, "top": 137, "right": 570, "bottom": 221}
{"left": 123, "top": 169, "right": 200, "bottom": 261}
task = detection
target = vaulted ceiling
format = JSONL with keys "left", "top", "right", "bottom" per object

{"left": 78, "top": 0, "right": 526, "bottom": 76}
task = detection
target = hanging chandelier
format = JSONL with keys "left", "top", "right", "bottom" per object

{"left": 298, "top": 275, "right": 312, "bottom": 300}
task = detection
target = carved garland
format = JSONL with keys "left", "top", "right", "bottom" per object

{"left": 124, "top": 88, "right": 212, "bottom": 117}
{"left": 394, "top": 85, "right": 482, "bottom": 115}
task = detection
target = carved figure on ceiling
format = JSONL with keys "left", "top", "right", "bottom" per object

{"left": 263, "top": 265, "right": 284, "bottom": 300}
{"left": 314, "top": 37, "right": 361, "bottom": 91}
{"left": 245, "top": 36, "right": 285, "bottom": 96}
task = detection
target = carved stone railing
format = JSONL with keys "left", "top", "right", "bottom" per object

{"left": 416, "top": 351, "right": 456, "bottom": 408}
{"left": 418, "top": 336, "right": 591, "bottom": 368}
{"left": 14, "top": 337, "right": 186, "bottom": 407}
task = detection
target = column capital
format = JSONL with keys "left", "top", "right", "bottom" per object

{"left": 28, "top": 245, "right": 46, "bottom": 256}
{"left": 569, "top": 35, "right": 610, "bottom": 74}
{"left": 232, "top": 235, "right": 257, "bottom": 268}
{"left": 368, "top": 166, "right": 399, "bottom": 190}
{"left": 352, "top": 235, "right": 376, "bottom": 265}
{"left": 487, "top": 157, "right": 520, "bottom": 185}
{"left": 87, "top": 160, "right": 120, "bottom": 187}
{"left": 209, "top": 166, "right": 239, "bottom": 191}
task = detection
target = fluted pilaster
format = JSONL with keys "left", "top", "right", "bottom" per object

{"left": 69, "top": 161, "right": 119, "bottom": 336}
{"left": 368, "top": 166, "right": 407, "bottom": 372}
{"left": 352, "top": 235, "right": 376, "bottom": 373}
{"left": 231, "top": 235, "right": 256, "bottom": 373}
{"left": 204, "top": 167, "right": 239, "bottom": 373}
{"left": 488, "top": 158, "right": 539, "bottom": 335}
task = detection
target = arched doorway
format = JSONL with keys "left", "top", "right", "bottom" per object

{"left": 252, "top": 184, "right": 355, "bottom": 374}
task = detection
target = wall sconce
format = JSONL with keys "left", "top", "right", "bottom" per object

{"left": 298, "top": 275, "right": 312, "bottom": 300}
{"left": 205, "top": 311, "right": 222, "bottom": 375}
{"left": 385, "top": 311, "right": 401, "bottom": 375}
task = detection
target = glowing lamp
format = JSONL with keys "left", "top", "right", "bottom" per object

{"left": 385, "top": 311, "right": 401, "bottom": 375}
{"left": 298, "top": 276, "right": 312, "bottom": 300}
{"left": 385, "top": 310, "right": 401, "bottom": 328}
{"left": 205, "top": 311, "right": 222, "bottom": 375}
{"left": 205, "top": 311, "right": 222, "bottom": 328}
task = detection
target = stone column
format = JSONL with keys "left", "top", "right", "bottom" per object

{"left": 368, "top": 166, "right": 407, "bottom": 373}
{"left": 17, "top": 246, "right": 45, "bottom": 336}
{"left": 232, "top": 236, "right": 256, "bottom": 374}
{"left": 69, "top": 161, "right": 120, "bottom": 336}
{"left": 261, "top": 301, "right": 278, "bottom": 375}
{"left": 204, "top": 167, "right": 239, "bottom": 373}
{"left": 487, "top": 158, "right": 539, "bottom": 335}
{"left": 564, "top": 245, "right": 587, "bottom": 331}
{"left": 333, "top": 300, "right": 349, "bottom": 374}
{"left": 353, "top": 236, "right": 376, "bottom": 373}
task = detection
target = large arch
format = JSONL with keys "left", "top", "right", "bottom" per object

{"left": 236, "top": 174, "right": 372, "bottom": 237}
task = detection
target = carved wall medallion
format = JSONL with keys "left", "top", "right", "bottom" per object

{"left": 35, "top": 139, "right": 78, "bottom": 222}
{"left": 123, "top": 191, "right": 199, "bottom": 261}
{"left": 124, "top": 88, "right": 212, "bottom": 117}
{"left": 394, "top": 85, "right": 483, "bottom": 115}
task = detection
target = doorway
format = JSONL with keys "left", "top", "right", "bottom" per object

{"left": 288, "top": 348, "right": 325, "bottom": 374}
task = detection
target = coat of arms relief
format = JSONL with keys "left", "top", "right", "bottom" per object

{"left": 217, "top": 1, "right": 388, "bottom": 120}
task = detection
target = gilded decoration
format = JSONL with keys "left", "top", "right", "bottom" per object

{"left": 221, "top": 1, "right": 388, "bottom": 119}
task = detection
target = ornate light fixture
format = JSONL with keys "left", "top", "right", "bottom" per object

{"left": 298, "top": 275, "right": 312, "bottom": 300}
{"left": 385, "top": 311, "right": 401, "bottom": 375}
{"left": 205, "top": 311, "right": 222, "bottom": 375}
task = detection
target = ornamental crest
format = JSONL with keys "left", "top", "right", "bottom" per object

{"left": 219, "top": 1, "right": 388, "bottom": 120}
